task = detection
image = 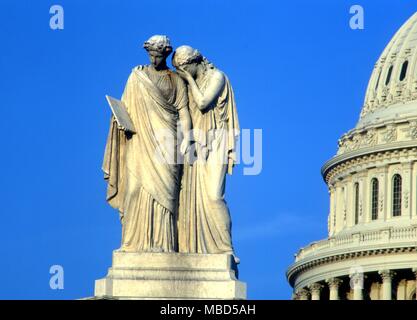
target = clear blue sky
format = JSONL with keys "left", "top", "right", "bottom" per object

{"left": 0, "top": 0, "right": 416, "bottom": 300}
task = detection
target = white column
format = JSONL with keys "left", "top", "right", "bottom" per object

{"left": 334, "top": 184, "right": 342, "bottom": 233}
{"left": 309, "top": 283, "right": 323, "bottom": 301}
{"left": 326, "top": 278, "right": 343, "bottom": 300}
{"left": 329, "top": 186, "right": 335, "bottom": 236}
{"left": 350, "top": 273, "right": 364, "bottom": 300}
{"left": 413, "top": 268, "right": 417, "bottom": 300}
{"left": 379, "top": 270, "right": 395, "bottom": 300}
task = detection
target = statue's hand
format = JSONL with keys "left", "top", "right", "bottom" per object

{"left": 180, "top": 138, "right": 191, "bottom": 156}
{"left": 176, "top": 67, "right": 191, "bottom": 82}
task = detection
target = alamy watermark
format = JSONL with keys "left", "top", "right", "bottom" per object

{"left": 147, "top": 126, "right": 263, "bottom": 176}
{"left": 350, "top": 5, "right": 364, "bottom": 30}
{"left": 49, "top": 265, "right": 64, "bottom": 290}
{"left": 49, "top": 5, "right": 64, "bottom": 30}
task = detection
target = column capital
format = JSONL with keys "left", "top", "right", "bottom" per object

{"left": 349, "top": 272, "right": 365, "bottom": 289}
{"left": 309, "top": 283, "right": 324, "bottom": 292}
{"left": 296, "top": 288, "right": 310, "bottom": 300}
{"left": 309, "top": 283, "right": 323, "bottom": 301}
{"left": 379, "top": 270, "right": 396, "bottom": 281}
{"left": 326, "top": 277, "right": 343, "bottom": 289}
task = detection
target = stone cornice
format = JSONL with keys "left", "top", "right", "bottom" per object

{"left": 322, "top": 142, "right": 417, "bottom": 183}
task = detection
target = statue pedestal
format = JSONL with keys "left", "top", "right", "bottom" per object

{"left": 94, "top": 250, "right": 246, "bottom": 300}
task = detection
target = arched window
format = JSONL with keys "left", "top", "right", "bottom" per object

{"left": 392, "top": 174, "right": 402, "bottom": 217}
{"left": 354, "top": 183, "right": 360, "bottom": 224}
{"left": 386, "top": 65, "right": 393, "bottom": 85}
{"left": 371, "top": 178, "right": 379, "bottom": 220}
{"left": 399, "top": 60, "right": 408, "bottom": 81}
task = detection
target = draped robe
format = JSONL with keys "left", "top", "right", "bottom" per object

{"left": 102, "top": 65, "right": 187, "bottom": 252}
{"left": 178, "top": 69, "right": 240, "bottom": 254}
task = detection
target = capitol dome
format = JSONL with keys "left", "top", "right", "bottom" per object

{"left": 287, "top": 12, "right": 417, "bottom": 300}
{"left": 359, "top": 12, "right": 417, "bottom": 127}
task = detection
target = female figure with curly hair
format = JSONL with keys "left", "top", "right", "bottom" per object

{"left": 103, "top": 36, "right": 192, "bottom": 253}
{"left": 172, "top": 46, "right": 240, "bottom": 259}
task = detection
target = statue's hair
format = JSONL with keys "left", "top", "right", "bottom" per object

{"left": 172, "top": 45, "right": 205, "bottom": 67}
{"left": 143, "top": 35, "right": 172, "bottom": 55}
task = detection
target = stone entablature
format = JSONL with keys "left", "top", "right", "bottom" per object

{"left": 324, "top": 147, "right": 417, "bottom": 184}
{"left": 336, "top": 119, "right": 417, "bottom": 156}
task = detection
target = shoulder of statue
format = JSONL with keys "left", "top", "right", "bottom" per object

{"left": 206, "top": 67, "right": 224, "bottom": 81}
{"left": 206, "top": 68, "right": 226, "bottom": 92}
{"left": 128, "top": 65, "right": 150, "bottom": 82}
{"left": 132, "top": 65, "right": 147, "bottom": 73}
{"left": 216, "top": 68, "right": 226, "bottom": 78}
{"left": 171, "top": 70, "right": 185, "bottom": 83}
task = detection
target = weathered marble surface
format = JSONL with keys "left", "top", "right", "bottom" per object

{"left": 94, "top": 251, "right": 246, "bottom": 300}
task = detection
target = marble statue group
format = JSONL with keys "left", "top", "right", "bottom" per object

{"left": 102, "top": 35, "right": 240, "bottom": 260}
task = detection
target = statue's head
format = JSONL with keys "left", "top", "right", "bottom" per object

{"left": 143, "top": 35, "right": 173, "bottom": 69}
{"left": 172, "top": 45, "right": 203, "bottom": 77}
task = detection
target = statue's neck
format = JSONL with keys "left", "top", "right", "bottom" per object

{"left": 151, "top": 63, "right": 169, "bottom": 72}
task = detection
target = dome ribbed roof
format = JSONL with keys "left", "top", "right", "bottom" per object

{"left": 323, "top": 12, "right": 417, "bottom": 179}
{"left": 358, "top": 12, "right": 417, "bottom": 128}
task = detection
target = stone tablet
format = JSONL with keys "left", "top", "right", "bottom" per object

{"left": 105, "top": 95, "right": 136, "bottom": 133}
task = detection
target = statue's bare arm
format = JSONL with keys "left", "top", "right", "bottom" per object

{"left": 178, "top": 107, "right": 192, "bottom": 155}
